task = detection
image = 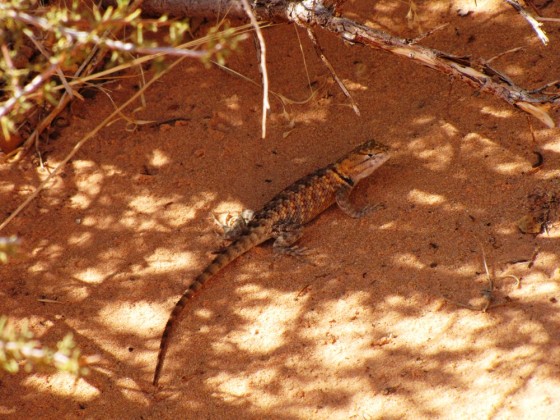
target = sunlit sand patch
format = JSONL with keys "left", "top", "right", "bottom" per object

{"left": 23, "top": 373, "right": 100, "bottom": 399}
{"left": 408, "top": 189, "right": 446, "bottom": 206}
{"left": 233, "top": 288, "right": 304, "bottom": 353}
{"left": 149, "top": 149, "right": 170, "bottom": 167}
{"left": 99, "top": 301, "right": 164, "bottom": 336}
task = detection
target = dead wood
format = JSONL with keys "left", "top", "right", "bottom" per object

{"left": 109, "top": 0, "right": 560, "bottom": 127}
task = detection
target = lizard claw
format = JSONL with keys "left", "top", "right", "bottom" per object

{"left": 369, "top": 202, "right": 385, "bottom": 211}
{"left": 356, "top": 202, "right": 385, "bottom": 218}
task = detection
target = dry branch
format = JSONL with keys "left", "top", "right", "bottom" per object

{"left": 124, "top": 0, "right": 560, "bottom": 127}
{"left": 503, "top": 0, "right": 549, "bottom": 45}
{"left": 241, "top": 0, "right": 270, "bottom": 138}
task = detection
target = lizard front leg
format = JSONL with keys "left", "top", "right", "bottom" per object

{"left": 335, "top": 184, "right": 383, "bottom": 218}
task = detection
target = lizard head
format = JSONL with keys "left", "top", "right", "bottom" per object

{"left": 336, "top": 139, "right": 390, "bottom": 184}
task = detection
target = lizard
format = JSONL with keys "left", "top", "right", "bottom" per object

{"left": 153, "top": 139, "right": 390, "bottom": 386}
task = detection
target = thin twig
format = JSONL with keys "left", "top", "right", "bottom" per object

{"left": 410, "top": 23, "right": 449, "bottom": 45}
{"left": 306, "top": 27, "right": 360, "bottom": 116}
{"left": 485, "top": 47, "right": 524, "bottom": 65}
{"left": 241, "top": 0, "right": 270, "bottom": 139}
{"left": 441, "top": 295, "right": 482, "bottom": 311}
{"left": 37, "top": 298, "right": 64, "bottom": 304}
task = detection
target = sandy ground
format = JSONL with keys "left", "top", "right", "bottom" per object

{"left": 2, "top": 0, "right": 560, "bottom": 418}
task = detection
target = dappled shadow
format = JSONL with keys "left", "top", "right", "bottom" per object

{"left": 1, "top": 0, "right": 560, "bottom": 418}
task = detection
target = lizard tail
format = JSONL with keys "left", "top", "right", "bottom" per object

{"left": 153, "top": 224, "right": 270, "bottom": 386}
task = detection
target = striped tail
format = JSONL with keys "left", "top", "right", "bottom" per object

{"left": 153, "top": 224, "right": 270, "bottom": 386}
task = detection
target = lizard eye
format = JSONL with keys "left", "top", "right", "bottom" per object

{"left": 367, "top": 153, "right": 373, "bottom": 157}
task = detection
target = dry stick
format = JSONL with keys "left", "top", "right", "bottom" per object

{"left": 0, "top": 57, "right": 186, "bottom": 234}
{"left": 241, "top": 0, "right": 270, "bottom": 139}
{"left": 503, "top": 0, "right": 549, "bottom": 45}
{"left": 306, "top": 27, "right": 360, "bottom": 116}
{"left": 36, "top": 298, "right": 64, "bottom": 304}
{"left": 321, "top": 14, "right": 558, "bottom": 127}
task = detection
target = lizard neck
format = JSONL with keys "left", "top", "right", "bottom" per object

{"left": 331, "top": 165, "right": 355, "bottom": 187}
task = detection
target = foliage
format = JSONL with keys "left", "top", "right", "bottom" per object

{"left": 1, "top": 239, "right": 94, "bottom": 377}
{"left": 0, "top": 236, "right": 19, "bottom": 263}
{"left": 0, "top": 315, "right": 89, "bottom": 376}
{"left": 0, "top": 0, "right": 243, "bottom": 149}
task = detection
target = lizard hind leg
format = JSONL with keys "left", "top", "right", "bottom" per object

{"left": 213, "top": 209, "right": 255, "bottom": 245}
{"left": 226, "top": 209, "right": 255, "bottom": 240}
{"left": 272, "top": 224, "right": 309, "bottom": 256}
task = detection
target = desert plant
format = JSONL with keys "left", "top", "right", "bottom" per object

{"left": 0, "top": 315, "right": 91, "bottom": 376}
{"left": 0, "top": 0, "right": 243, "bottom": 152}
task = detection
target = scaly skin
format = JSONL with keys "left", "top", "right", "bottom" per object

{"left": 153, "top": 139, "right": 390, "bottom": 386}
